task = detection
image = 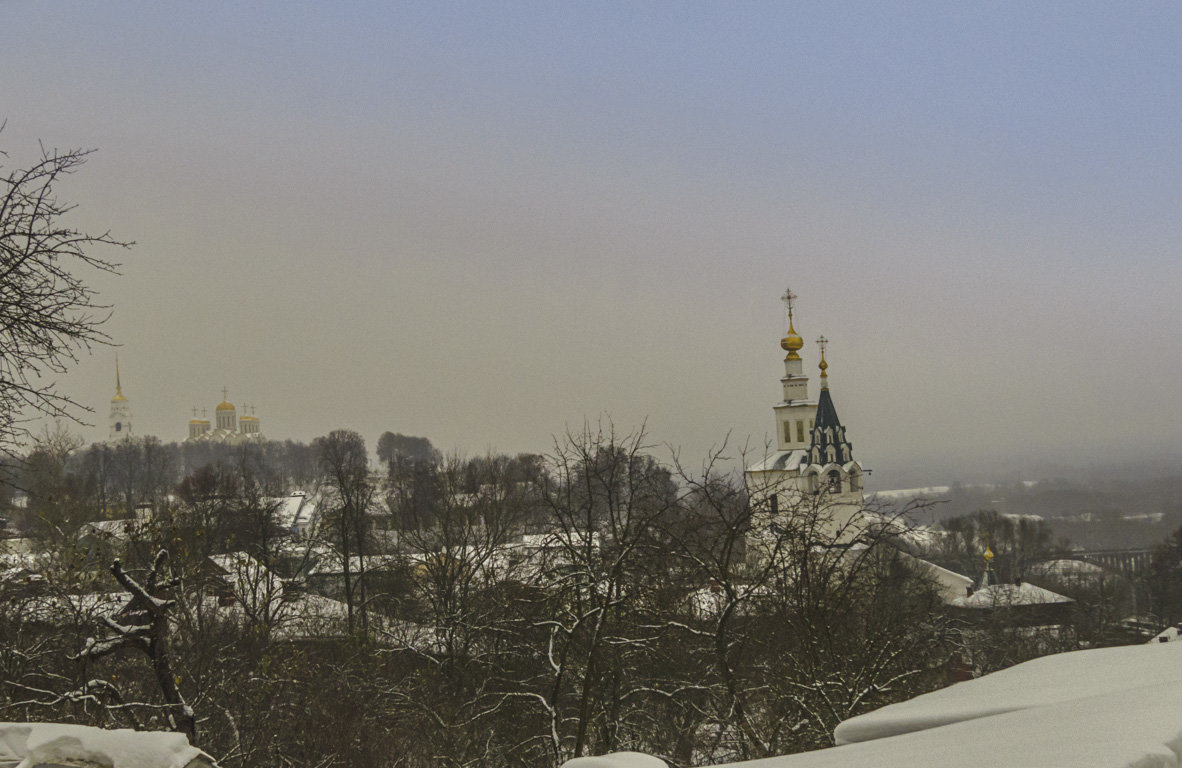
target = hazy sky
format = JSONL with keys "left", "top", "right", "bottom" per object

{"left": 2, "top": 2, "right": 1180, "bottom": 487}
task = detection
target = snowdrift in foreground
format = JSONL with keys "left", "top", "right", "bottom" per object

{"left": 0, "top": 722, "right": 215, "bottom": 768}
{"left": 563, "top": 641, "right": 1182, "bottom": 768}
{"left": 835, "top": 640, "right": 1182, "bottom": 744}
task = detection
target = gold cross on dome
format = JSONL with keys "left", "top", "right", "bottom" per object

{"left": 816, "top": 335, "right": 828, "bottom": 355}
{"left": 780, "top": 287, "right": 797, "bottom": 317}
{"left": 222, "top": 386, "right": 229, "bottom": 401}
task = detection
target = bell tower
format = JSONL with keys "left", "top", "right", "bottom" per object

{"left": 108, "top": 356, "right": 133, "bottom": 441}
{"left": 771, "top": 289, "right": 815, "bottom": 451}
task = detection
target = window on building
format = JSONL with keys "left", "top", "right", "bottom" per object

{"left": 784, "top": 422, "right": 792, "bottom": 444}
{"left": 797, "top": 420, "right": 805, "bottom": 442}
{"left": 115, "top": 422, "right": 121, "bottom": 432}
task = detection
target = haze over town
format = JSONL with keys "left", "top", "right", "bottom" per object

{"left": 3, "top": 2, "right": 1180, "bottom": 486}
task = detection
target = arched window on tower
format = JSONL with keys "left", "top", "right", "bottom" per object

{"left": 828, "top": 470, "right": 842, "bottom": 494}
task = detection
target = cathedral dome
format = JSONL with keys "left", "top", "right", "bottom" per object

{"left": 216, "top": 401, "right": 235, "bottom": 412}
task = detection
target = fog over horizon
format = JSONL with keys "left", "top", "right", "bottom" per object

{"left": 2, "top": 2, "right": 1180, "bottom": 489}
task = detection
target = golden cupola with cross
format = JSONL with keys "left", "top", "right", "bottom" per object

{"left": 215, "top": 388, "right": 237, "bottom": 432}
{"left": 184, "top": 387, "right": 263, "bottom": 444}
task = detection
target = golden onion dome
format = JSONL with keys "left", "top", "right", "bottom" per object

{"left": 780, "top": 317, "right": 804, "bottom": 359}
{"left": 112, "top": 392, "right": 126, "bottom": 403}
{"left": 216, "top": 401, "right": 235, "bottom": 412}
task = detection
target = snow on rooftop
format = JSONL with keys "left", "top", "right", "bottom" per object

{"left": 1028, "top": 558, "right": 1108, "bottom": 579}
{"left": 949, "top": 581, "right": 1071, "bottom": 609}
{"left": 271, "top": 492, "right": 318, "bottom": 532}
{"left": 0, "top": 722, "right": 216, "bottom": 768}
{"left": 563, "top": 641, "right": 1182, "bottom": 768}
{"left": 868, "top": 486, "right": 950, "bottom": 500}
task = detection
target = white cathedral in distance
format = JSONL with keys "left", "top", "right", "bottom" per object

{"left": 105, "top": 363, "right": 263, "bottom": 444}
{"left": 186, "top": 387, "right": 263, "bottom": 444}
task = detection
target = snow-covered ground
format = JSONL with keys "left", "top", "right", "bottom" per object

{"left": 0, "top": 722, "right": 216, "bottom": 768}
{"left": 564, "top": 641, "right": 1182, "bottom": 768}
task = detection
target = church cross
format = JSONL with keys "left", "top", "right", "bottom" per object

{"left": 816, "top": 335, "right": 828, "bottom": 355}
{"left": 221, "top": 386, "right": 229, "bottom": 401}
{"left": 192, "top": 407, "right": 198, "bottom": 417}
{"left": 781, "top": 287, "right": 797, "bottom": 325}
{"left": 780, "top": 287, "right": 797, "bottom": 313}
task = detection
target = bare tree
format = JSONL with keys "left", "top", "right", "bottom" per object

{"left": 316, "top": 429, "right": 375, "bottom": 636}
{"left": 72, "top": 550, "right": 195, "bottom": 740}
{"left": 0, "top": 136, "right": 129, "bottom": 458}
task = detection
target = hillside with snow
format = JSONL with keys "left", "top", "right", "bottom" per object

{"left": 564, "top": 640, "right": 1182, "bottom": 768}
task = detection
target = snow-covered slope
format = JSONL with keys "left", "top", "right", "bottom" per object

{"left": 562, "top": 641, "right": 1182, "bottom": 768}
{"left": 0, "top": 723, "right": 216, "bottom": 768}
{"left": 834, "top": 641, "right": 1182, "bottom": 744}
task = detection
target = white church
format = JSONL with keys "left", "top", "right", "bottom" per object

{"left": 185, "top": 388, "right": 263, "bottom": 444}
{"left": 106, "top": 363, "right": 263, "bottom": 444}
{"left": 745, "top": 290, "right": 867, "bottom": 533}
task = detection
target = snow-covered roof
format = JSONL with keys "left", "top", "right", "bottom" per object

{"left": 0, "top": 551, "right": 44, "bottom": 581}
{"left": 949, "top": 581, "right": 1071, "bottom": 609}
{"left": 78, "top": 519, "right": 140, "bottom": 541}
{"left": 1027, "top": 558, "right": 1107, "bottom": 579}
{"left": 271, "top": 492, "right": 318, "bottom": 531}
{"left": 868, "top": 486, "right": 951, "bottom": 501}
{"left": 207, "top": 552, "right": 283, "bottom": 605}
{"left": 305, "top": 554, "right": 403, "bottom": 576}
{"left": 0, "top": 722, "right": 216, "bottom": 768}
{"left": 19, "top": 592, "right": 127, "bottom": 624}
{"left": 565, "top": 641, "right": 1182, "bottom": 768}
{"left": 745, "top": 450, "right": 806, "bottom": 474}
{"left": 902, "top": 554, "right": 973, "bottom": 604}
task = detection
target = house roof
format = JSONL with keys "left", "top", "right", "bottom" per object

{"left": 949, "top": 581, "right": 1072, "bottom": 609}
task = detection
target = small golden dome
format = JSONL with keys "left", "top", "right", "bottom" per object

{"left": 216, "top": 401, "right": 235, "bottom": 412}
{"left": 112, "top": 393, "right": 126, "bottom": 403}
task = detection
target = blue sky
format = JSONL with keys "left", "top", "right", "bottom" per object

{"left": 2, "top": 2, "right": 1180, "bottom": 485}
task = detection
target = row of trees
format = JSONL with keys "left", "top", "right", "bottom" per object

{"left": 3, "top": 424, "right": 964, "bottom": 767}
